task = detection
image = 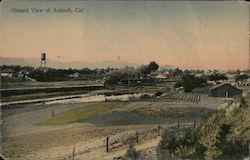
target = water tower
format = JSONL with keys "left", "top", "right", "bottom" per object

{"left": 40, "top": 53, "right": 47, "bottom": 69}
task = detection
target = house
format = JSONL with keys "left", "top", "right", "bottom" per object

{"left": 246, "top": 78, "right": 250, "bottom": 86}
{"left": 18, "top": 70, "right": 29, "bottom": 78}
{"left": 210, "top": 83, "right": 242, "bottom": 98}
{"left": 69, "top": 72, "right": 80, "bottom": 78}
{"left": 1, "top": 68, "right": 14, "bottom": 77}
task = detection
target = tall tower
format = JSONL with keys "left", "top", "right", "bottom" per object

{"left": 40, "top": 53, "right": 47, "bottom": 69}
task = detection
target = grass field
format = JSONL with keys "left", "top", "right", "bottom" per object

{"left": 37, "top": 102, "right": 130, "bottom": 125}
{"left": 1, "top": 76, "right": 28, "bottom": 83}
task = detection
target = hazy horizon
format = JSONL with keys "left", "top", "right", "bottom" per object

{"left": 1, "top": 1, "right": 249, "bottom": 70}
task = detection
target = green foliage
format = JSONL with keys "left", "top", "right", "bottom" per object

{"left": 1, "top": 76, "right": 27, "bottom": 83}
{"left": 158, "top": 98, "right": 250, "bottom": 159}
{"left": 155, "top": 91, "right": 163, "bottom": 97}
{"left": 29, "top": 68, "right": 98, "bottom": 82}
{"left": 138, "top": 61, "right": 159, "bottom": 77}
{"left": 209, "top": 74, "right": 228, "bottom": 81}
{"left": 147, "top": 61, "right": 159, "bottom": 73}
{"left": 236, "top": 74, "right": 249, "bottom": 81}
{"left": 176, "top": 75, "right": 207, "bottom": 92}
{"left": 158, "top": 128, "right": 199, "bottom": 160}
{"left": 159, "top": 129, "right": 178, "bottom": 151}
{"left": 105, "top": 70, "right": 125, "bottom": 84}
{"left": 37, "top": 102, "right": 129, "bottom": 125}
{"left": 174, "top": 81, "right": 183, "bottom": 88}
{"left": 0, "top": 65, "right": 34, "bottom": 73}
{"left": 197, "top": 108, "right": 249, "bottom": 159}
{"left": 105, "top": 61, "right": 159, "bottom": 84}
{"left": 173, "top": 68, "right": 183, "bottom": 77}
{"left": 1, "top": 65, "right": 101, "bottom": 82}
{"left": 122, "top": 145, "right": 142, "bottom": 160}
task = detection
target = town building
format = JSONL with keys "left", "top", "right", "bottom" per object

{"left": 1, "top": 68, "right": 14, "bottom": 77}
{"left": 209, "top": 83, "right": 242, "bottom": 98}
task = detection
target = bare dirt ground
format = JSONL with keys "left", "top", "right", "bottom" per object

{"left": 1, "top": 93, "right": 225, "bottom": 160}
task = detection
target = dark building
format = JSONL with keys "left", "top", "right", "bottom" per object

{"left": 209, "top": 83, "right": 242, "bottom": 98}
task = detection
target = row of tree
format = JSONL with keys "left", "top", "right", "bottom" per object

{"left": 0, "top": 65, "right": 114, "bottom": 82}
{"left": 1, "top": 64, "right": 249, "bottom": 83}
{"left": 104, "top": 61, "right": 159, "bottom": 84}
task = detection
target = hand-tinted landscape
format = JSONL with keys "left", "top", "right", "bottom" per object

{"left": 1, "top": 1, "right": 250, "bottom": 160}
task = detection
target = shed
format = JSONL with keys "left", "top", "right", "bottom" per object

{"left": 209, "top": 83, "right": 242, "bottom": 98}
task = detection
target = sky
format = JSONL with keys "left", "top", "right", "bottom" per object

{"left": 0, "top": 0, "right": 249, "bottom": 70}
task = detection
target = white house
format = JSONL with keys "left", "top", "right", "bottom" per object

{"left": 1, "top": 68, "right": 14, "bottom": 77}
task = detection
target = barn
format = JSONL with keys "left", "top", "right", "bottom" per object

{"left": 210, "top": 83, "right": 242, "bottom": 98}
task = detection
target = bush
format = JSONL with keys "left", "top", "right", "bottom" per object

{"left": 157, "top": 128, "right": 197, "bottom": 159}
{"left": 236, "top": 74, "right": 249, "bottom": 81}
{"left": 176, "top": 75, "right": 207, "bottom": 92}
{"left": 155, "top": 91, "right": 163, "bottom": 97}
{"left": 122, "top": 145, "right": 142, "bottom": 160}
{"left": 209, "top": 74, "right": 228, "bottom": 81}
{"left": 157, "top": 98, "right": 250, "bottom": 159}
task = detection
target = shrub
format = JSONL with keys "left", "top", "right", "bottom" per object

{"left": 157, "top": 98, "right": 250, "bottom": 159}
{"left": 122, "top": 145, "right": 142, "bottom": 160}
{"left": 155, "top": 91, "right": 163, "bottom": 97}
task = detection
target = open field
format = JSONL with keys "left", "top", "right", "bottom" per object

{"left": 1, "top": 93, "right": 225, "bottom": 160}
{"left": 38, "top": 102, "right": 130, "bottom": 125}
{"left": 1, "top": 77, "right": 28, "bottom": 84}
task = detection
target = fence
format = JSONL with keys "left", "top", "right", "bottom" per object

{"left": 104, "top": 121, "right": 196, "bottom": 153}
{"left": 66, "top": 120, "right": 197, "bottom": 160}
{"left": 105, "top": 125, "right": 163, "bottom": 152}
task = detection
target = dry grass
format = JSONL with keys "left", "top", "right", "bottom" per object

{"left": 37, "top": 102, "right": 130, "bottom": 125}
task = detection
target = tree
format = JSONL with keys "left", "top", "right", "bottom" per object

{"left": 137, "top": 61, "right": 159, "bottom": 77}
{"left": 209, "top": 74, "right": 228, "bottom": 81}
{"left": 176, "top": 75, "right": 207, "bottom": 92}
{"left": 236, "top": 74, "right": 249, "bottom": 81}
{"left": 122, "top": 145, "right": 142, "bottom": 160}
{"left": 137, "top": 65, "right": 149, "bottom": 77}
{"left": 174, "top": 68, "right": 183, "bottom": 77}
{"left": 104, "top": 70, "right": 124, "bottom": 84}
{"left": 104, "top": 61, "right": 160, "bottom": 84}
{"left": 147, "top": 61, "right": 159, "bottom": 73}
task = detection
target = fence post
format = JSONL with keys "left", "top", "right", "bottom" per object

{"left": 177, "top": 121, "right": 180, "bottom": 129}
{"left": 51, "top": 109, "right": 55, "bottom": 117}
{"left": 157, "top": 125, "right": 161, "bottom": 136}
{"left": 193, "top": 130, "right": 197, "bottom": 144}
{"left": 72, "top": 145, "right": 75, "bottom": 160}
{"left": 106, "top": 137, "right": 109, "bottom": 152}
{"left": 136, "top": 131, "right": 139, "bottom": 143}
{"left": 193, "top": 120, "right": 196, "bottom": 128}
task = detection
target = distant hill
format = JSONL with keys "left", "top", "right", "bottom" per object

{"left": 0, "top": 57, "right": 141, "bottom": 69}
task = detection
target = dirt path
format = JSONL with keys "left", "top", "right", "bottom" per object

{"left": 3, "top": 123, "right": 163, "bottom": 160}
